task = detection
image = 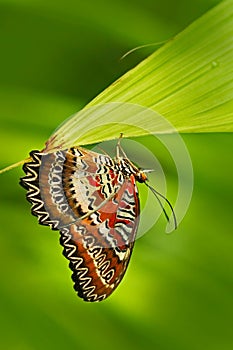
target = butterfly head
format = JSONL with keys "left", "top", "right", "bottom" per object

{"left": 134, "top": 169, "right": 148, "bottom": 183}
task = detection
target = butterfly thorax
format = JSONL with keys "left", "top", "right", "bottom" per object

{"left": 115, "top": 157, "right": 148, "bottom": 184}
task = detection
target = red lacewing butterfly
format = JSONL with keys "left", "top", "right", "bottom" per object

{"left": 20, "top": 136, "right": 176, "bottom": 302}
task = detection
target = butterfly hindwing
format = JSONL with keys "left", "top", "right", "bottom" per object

{"left": 60, "top": 177, "right": 139, "bottom": 301}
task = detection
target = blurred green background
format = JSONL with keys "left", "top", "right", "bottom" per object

{"left": 1, "top": 0, "right": 233, "bottom": 349}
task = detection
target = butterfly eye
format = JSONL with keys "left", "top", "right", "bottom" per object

{"left": 135, "top": 171, "right": 148, "bottom": 183}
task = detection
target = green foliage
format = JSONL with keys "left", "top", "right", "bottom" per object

{"left": 87, "top": 0, "right": 233, "bottom": 132}
{"left": 46, "top": 0, "right": 233, "bottom": 150}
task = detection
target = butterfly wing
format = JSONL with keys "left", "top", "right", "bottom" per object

{"left": 20, "top": 147, "right": 121, "bottom": 229}
{"left": 20, "top": 147, "right": 140, "bottom": 301}
{"left": 60, "top": 177, "right": 139, "bottom": 301}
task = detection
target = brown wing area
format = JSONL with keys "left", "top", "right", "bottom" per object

{"left": 59, "top": 177, "right": 140, "bottom": 302}
{"left": 20, "top": 147, "right": 119, "bottom": 230}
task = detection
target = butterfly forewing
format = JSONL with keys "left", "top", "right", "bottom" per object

{"left": 20, "top": 146, "right": 140, "bottom": 301}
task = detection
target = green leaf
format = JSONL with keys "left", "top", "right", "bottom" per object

{"left": 47, "top": 0, "right": 233, "bottom": 150}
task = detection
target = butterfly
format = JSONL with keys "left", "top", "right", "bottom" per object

{"left": 20, "top": 137, "right": 176, "bottom": 302}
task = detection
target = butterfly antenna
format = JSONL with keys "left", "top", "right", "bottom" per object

{"left": 145, "top": 182, "right": 177, "bottom": 230}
